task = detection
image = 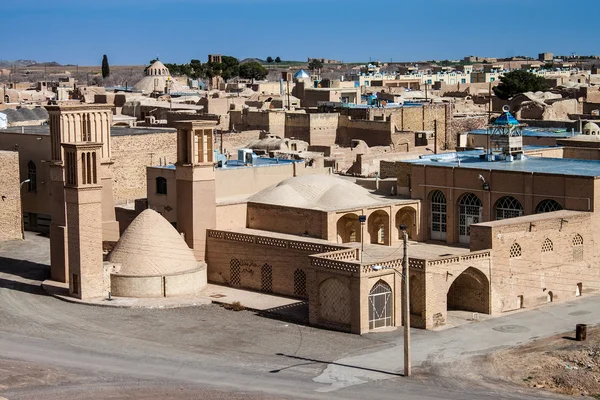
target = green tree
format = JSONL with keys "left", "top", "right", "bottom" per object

{"left": 239, "top": 62, "right": 268, "bottom": 82}
{"left": 308, "top": 59, "right": 323, "bottom": 71}
{"left": 275, "top": 56, "right": 281, "bottom": 63}
{"left": 493, "top": 70, "right": 550, "bottom": 100}
{"left": 101, "top": 54, "right": 110, "bottom": 78}
{"left": 266, "top": 56, "right": 273, "bottom": 64}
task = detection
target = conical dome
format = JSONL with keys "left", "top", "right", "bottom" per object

{"left": 108, "top": 209, "right": 198, "bottom": 276}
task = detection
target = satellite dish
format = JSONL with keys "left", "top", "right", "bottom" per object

{"left": 502, "top": 105, "right": 510, "bottom": 113}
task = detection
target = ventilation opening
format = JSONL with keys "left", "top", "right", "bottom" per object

{"left": 72, "top": 273, "right": 79, "bottom": 295}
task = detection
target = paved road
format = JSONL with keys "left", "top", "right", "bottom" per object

{"left": 0, "top": 234, "right": 588, "bottom": 399}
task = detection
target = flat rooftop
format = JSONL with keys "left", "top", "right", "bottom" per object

{"left": 469, "top": 127, "right": 579, "bottom": 138}
{"left": 150, "top": 157, "right": 301, "bottom": 171}
{"left": 217, "top": 228, "right": 469, "bottom": 263}
{"left": 406, "top": 148, "right": 600, "bottom": 177}
{"left": 0, "top": 126, "right": 176, "bottom": 136}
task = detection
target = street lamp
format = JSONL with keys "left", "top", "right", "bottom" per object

{"left": 358, "top": 215, "right": 367, "bottom": 261}
{"left": 19, "top": 179, "right": 30, "bottom": 240}
{"left": 372, "top": 223, "right": 410, "bottom": 377}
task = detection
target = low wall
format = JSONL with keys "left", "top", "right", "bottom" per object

{"left": 110, "top": 266, "right": 206, "bottom": 298}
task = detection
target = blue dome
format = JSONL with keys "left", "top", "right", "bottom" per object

{"left": 293, "top": 69, "right": 311, "bottom": 79}
{"left": 493, "top": 110, "right": 520, "bottom": 126}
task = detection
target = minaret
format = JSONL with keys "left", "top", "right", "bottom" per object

{"left": 63, "top": 142, "right": 104, "bottom": 299}
{"left": 175, "top": 121, "right": 217, "bottom": 261}
{"left": 46, "top": 103, "right": 120, "bottom": 282}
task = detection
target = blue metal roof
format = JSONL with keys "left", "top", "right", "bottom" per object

{"left": 493, "top": 111, "right": 520, "bottom": 126}
{"left": 469, "top": 128, "right": 578, "bottom": 138}
{"left": 405, "top": 148, "right": 600, "bottom": 177}
{"left": 294, "top": 69, "right": 311, "bottom": 79}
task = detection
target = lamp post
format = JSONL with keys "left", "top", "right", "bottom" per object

{"left": 358, "top": 215, "right": 366, "bottom": 261}
{"left": 372, "top": 223, "right": 410, "bottom": 377}
{"left": 19, "top": 179, "right": 30, "bottom": 240}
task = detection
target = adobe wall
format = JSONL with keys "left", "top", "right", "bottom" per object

{"left": 285, "top": 113, "right": 339, "bottom": 146}
{"left": 0, "top": 151, "right": 23, "bottom": 241}
{"left": 408, "top": 163, "right": 596, "bottom": 244}
{"left": 245, "top": 110, "right": 285, "bottom": 136}
{"left": 112, "top": 130, "right": 177, "bottom": 201}
{"left": 284, "top": 113, "right": 311, "bottom": 143}
{"left": 215, "top": 163, "right": 296, "bottom": 199}
{"left": 247, "top": 203, "right": 328, "bottom": 239}
{"left": 337, "top": 117, "right": 393, "bottom": 147}
{"left": 206, "top": 230, "right": 345, "bottom": 298}
{"left": 470, "top": 212, "right": 598, "bottom": 314}
{"left": 215, "top": 202, "right": 247, "bottom": 230}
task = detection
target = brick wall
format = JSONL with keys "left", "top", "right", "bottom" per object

{"left": 112, "top": 131, "right": 177, "bottom": 201}
{"left": 247, "top": 203, "right": 328, "bottom": 239}
{"left": 470, "top": 211, "right": 599, "bottom": 313}
{"left": 0, "top": 151, "right": 22, "bottom": 241}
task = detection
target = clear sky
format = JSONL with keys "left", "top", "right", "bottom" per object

{"left": 3, "top": 0, "right": 599, "bottom": 66}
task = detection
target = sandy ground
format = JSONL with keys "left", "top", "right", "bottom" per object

{"left": 0, "top": 358, "right": 286, "bottom": 400}
{"left": 423, "top": 326, "right": 600, "bottom": 399}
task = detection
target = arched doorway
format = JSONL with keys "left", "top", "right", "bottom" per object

{"left": 447, "top": 267, "right": 489, "bottom": 314}
{"left": 368, "top": 210, "right": 389, "bottom": 245}
{"left": 396, "top": 207, "right": 416, "bottom": 240}
{"left": 369, "top": 280, "right": 393, "bottom": 329}
{"left": 336, "top": 213, "right": 360, "bottom": 243}
{"left": 430, "top": 190, "right": 447, "bottom": 241}
{"left": 458, "top": 193, "right": 482, "bottom": 244}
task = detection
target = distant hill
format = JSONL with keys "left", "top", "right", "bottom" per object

{"left": 240, "top": 58, "right": 265, "bottom": 64}
{"left": 0, "top": 60, "right": 61, "bottom": 68}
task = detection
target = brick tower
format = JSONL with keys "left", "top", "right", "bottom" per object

{"left": 175, "top": 121, "right": 217, "bottom": 261}
{"left": 46, "top": 104, "right": 119, "bottom": 282}
{"left": 63, "top": 142, "right": 104, "bottom": 299}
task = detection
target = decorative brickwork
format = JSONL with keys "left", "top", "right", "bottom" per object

{"left": 261, "top": 264, "right": 273, "bottom": 293}
{"left": 294, "top": 269, "right": 307, "bottom": 298}
{"left": 510, "top": 243, "right": 522, "bottom": 258}
{"left": 542, "top": 238, "right": 553, "bottom": 253}
{"left": 230, "top": 259, "right": 241, "bottom": 286}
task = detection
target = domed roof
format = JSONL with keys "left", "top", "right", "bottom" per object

{"left": 108, "top": 209, "right": 198, "bottom": 276}
{"left": 294, "top": 69, "right": 311, "bottom": 80}
{"left": 249, "top": 175, "right": 384, "bottom": 211}
{"left": 583, "top": 122, "right": 600, "bottom": 135}
{"left": 147, "top": 60, "right": 169, "bottom": 73}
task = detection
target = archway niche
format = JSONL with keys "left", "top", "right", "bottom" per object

{"left": 336, "top": 213, "right": 361, "bottom": 244}
{"left": 368, "top": 210, "right": 390, "bottom": 245}
{"left": 396, "top": 207, "right": 416, "bottom": 240}
{"left": 447, "top": 267, "right": 490, "bottom": 314}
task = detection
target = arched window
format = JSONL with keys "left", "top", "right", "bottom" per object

{"left": 156, "top": 177, "right": 167, "bottom": 195}
{"left": 573, "top": 234, "right": 583, "bottom": 261}
{"left": 495, "top": 196, "right": 523, "bottom": 220}
{"left": 430, "top": 190, "right": 447, "bottom": 241}
{"left": 369, "top": 280, "right": 392, "bottom": 329}
{"left": 535, "top": 199, "right": 563, "bottom": 214}
{"left": 509, "top": 243, "right": 522, "bottom": 258}
{"left": 293, "top": 269, "right": 307, "bottom": 298}
{"left": 541, "top": 238, "right": 553, "bottom": 253}
{"left": 458, "top": 193, "right": 482, "bottom": 244}
{"left": 27, "top": 160, "right": 36, "bottom": 192}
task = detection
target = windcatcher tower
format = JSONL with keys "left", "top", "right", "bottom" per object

{"left": 46, "top": 104, "right": 119, "bottom": 282}
{"left": 175, "top": 121, "right": 217, "bottom": 261}
{"left": 63, "top": 142, "right": 104, "bottom": 299}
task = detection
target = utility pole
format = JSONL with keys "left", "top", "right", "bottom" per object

{"left": 433, "top": 119, "right": 438, "bottom": 154}
{"left": 401, "top": 225, "right": 411, "bottom": 377}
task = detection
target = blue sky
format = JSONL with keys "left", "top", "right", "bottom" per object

{"left": 4, "top": 0, "right": 599, "bottom": 65}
